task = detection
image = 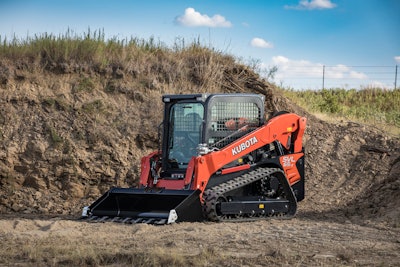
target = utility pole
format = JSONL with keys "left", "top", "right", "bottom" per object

{"left": 395, "top": 65, "right": 398, "bottom": 90}
{"left": 322, "top": 65, "right": 325, "bottom": 90}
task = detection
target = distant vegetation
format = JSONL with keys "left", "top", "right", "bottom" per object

{"left": 1, "top": 30, "right": 398, "bottom": 134}
{"left": 282, "top": 88, "right": 400, "bottom": 134}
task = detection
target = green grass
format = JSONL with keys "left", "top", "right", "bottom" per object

{"left": 47, "top": 125, "right": 63, "bottom": 146}
{"left": 282, "top": 88, "right": 400, "bottom": 134}
{"left": 72, "top": 77, "right": 95, "bottom": 93}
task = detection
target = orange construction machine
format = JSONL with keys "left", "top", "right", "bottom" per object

{"left": 82, "top": 93, "right": 306, "bottom": 224}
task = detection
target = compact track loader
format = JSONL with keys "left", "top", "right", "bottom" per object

{"left": 82, "top": 93, "right": 306, "bottom": 224}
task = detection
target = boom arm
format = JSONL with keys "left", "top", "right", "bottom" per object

{"left": 192, "top": 113, "right": 306, "bottom": 192}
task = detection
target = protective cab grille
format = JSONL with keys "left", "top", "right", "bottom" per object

{"left": 206, "top": 100, "right": 262, "bottom": 149}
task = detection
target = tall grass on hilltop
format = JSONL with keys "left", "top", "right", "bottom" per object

{"left": 0, "top": 29, "right": 238, "bottom": 93}
{"left": 283, "top": 88, "right": 400, "bottom": 134}
{"left": 0, "top": 29, "right": 169, "bottom": 67}
{"left": 0, "top": 29, "right": 227, "bottom": 66}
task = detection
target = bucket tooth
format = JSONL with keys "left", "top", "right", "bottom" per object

{"left": 98, "top": 216, "right": 109, "bottom": 223}
{"left": 122, "top": 217, "right": 132, "bottom": 224}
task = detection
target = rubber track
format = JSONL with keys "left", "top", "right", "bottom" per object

{"left": 203, "top": 167, "right": 296, "bottom": 222}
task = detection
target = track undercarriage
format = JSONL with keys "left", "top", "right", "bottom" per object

{"left": 203, "top": 167, "right": 297, "bottom": 222}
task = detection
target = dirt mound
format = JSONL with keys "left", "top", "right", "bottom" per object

{"left": 302, "top": 118, "right": 400, "bottom": 226}
{"left": 0, "top": 57, "right": 399, "bottom": 229}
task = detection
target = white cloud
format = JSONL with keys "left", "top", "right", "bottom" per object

{"left": 273, "top": 55, "right": 290, "bottom": 65}
{"left": 250, "top": 38, "right": 273, "bottom": 48}
{"left": 285, "top": 0, "right": 337, "bottom": 10}
{"left": 271, "top": 56, "right": 369, "bottom": 80}
{"left": 395, "top": 56, "right": 400, "bottom": 63}
{"left": 267, "top": 56, "right": 374, "bottom": 89}
{"left": 362, "top": 80, "right": 389, "bottom": 89}
{"left": 175, "top": 7, "right": 232, "bottom": 28}
{"left": 271, "top": 56, "right": 323, "bottom": 78}
{"left": 348, "top": 70, "right": 368, "bottom": 80}
{"left": 325, "top": 64, "right": 349, "bottom": 78}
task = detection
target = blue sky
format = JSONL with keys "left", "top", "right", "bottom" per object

{"left": 1, "top": 0, "right": 399, "bottom": 89}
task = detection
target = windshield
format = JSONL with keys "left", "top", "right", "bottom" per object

{"left": 167, "top": 102, "right": 204, "bottom": 169}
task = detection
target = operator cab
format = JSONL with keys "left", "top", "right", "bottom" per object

{"left": 161, "top": 94, "right": 264, "bottom": 178}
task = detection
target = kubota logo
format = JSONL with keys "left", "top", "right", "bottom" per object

{"left": 232, "top": 136, "right": 258, "bottom": 156}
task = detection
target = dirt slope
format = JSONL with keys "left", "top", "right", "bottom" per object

{"left": 0, "top": 57, "right": 399, "bottom": 266}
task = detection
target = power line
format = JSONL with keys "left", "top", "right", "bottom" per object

{"left": 274, "top": 65, "right": 399, "bottom": 90}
